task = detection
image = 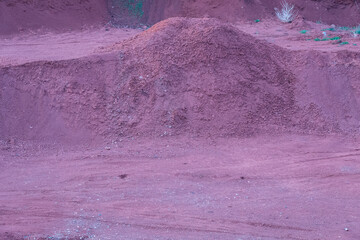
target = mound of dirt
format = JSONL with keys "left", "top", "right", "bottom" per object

{"left": 0, "top": 0, "right": 108, "bottom": 35}
{"left": 1, "top": 17, "right": 360, "bottom": 142}
{"left": 104, "top": 17, "right": 360, "bottom": 138}
{"left": 105, "top": 17, "right": 301, "bottom": 137}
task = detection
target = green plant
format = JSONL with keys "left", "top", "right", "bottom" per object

{"left": 300, "top": 30, "right": 307, "bottom": 34}
{"left": 330, "top": 36, "right": 341, "bottom": 40}
{"left": 339, "top": 41, "right": 349, "bottom": 45}
{"left": 314, "top": 36, "right": 341, "bottom": 41}
{"left": 321, "top": 28, "right": 335, "bottom": 31}
{"left": 113, "top": 0, "right": 144, "bottom": 18}
{"left": 254, "top": 19, "right": 260, "bottom": 23}
{"left": 339, "top": 26, "right": 350, "bottom": 31}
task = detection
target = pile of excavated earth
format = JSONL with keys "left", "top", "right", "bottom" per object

{"left": 0, "top": 0, "right": 360, "bottom": 239}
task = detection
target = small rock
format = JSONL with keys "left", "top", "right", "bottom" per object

{"left": 105, "top": 146, "right": 111, "bottom": 150}
{"left": 119, "top": 174, "right": 128, "bottom": 179}
{"left": 345, "top": 228, "right": 349, "bottom": 231}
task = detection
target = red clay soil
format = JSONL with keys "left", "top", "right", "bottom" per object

{"left": 0, "top": 136, "right": 360, "bottom": 240}
{"left": 1, "top": 1, "right": 360, "bottom": 240}
{"left": 142, "top": 0, "right": 360, "bottom": 26}
{"left": 2, "top": 17, "right": 360, "bottom": 142}
{"left": 2, "top": 0, "right": 360, "bottom": 35}
{"left": 0, "top": 0, "right": 108, "bottom": 35}
{"left": 105, "top": 17, "right": 360, "bottom": 137}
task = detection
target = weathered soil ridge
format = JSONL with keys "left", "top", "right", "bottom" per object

{"left": 1, "top": 18, "right": 360, "bottom": 142}
{"left": 2, "top": 0, "right": 360, "bottom": 35}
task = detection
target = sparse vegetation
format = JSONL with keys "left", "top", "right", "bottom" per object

{"left": 338, "top": 26, "right": 350, "bottom": 31}
{"left": 275, "top": 1, "right": 297, "bottom": 23}
{"left": 107, "top": 0, "right": 145, "bottom": 28}
{"left": 322, "top": 25, "right": 360, "bottom": 36}
{"left": 350, "top": 31, "right": 358, "bottom": 38}
{"left": 124, "top": 0, "right": 144, "bottom": 18}
{"left": 314, "top": 36, "right": 341, "bottom": 41}
{"left": 111, "top": 0, "right": 144, "bottom": 19}
{"left": 322, "top": 28, "right": 336, "bottom": 32}
{"left": 320, "top": 24, "right": 360, "bottom": 39}
{"left": 350, "top": 25, "right": 360, "bottom": 38}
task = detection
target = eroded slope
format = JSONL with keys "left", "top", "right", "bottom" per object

{"left": 1, "top": 18, "right": 360, "bottom": 142}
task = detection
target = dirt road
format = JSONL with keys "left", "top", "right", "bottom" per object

{"left": 1, "top": 136, "right": 359, "bottom": 240}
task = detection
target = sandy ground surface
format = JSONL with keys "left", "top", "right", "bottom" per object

{"left": 1, "top": 20, "right": 360, "bottom": 240}
{"left": 235, "top": 20, "right": 360, "bottom": 52}
{"left": 0, "top": 28, "right": 141, "bottom": 67}
{"left": 0, "top": 135, "right": 360, "bottom": 240}
{"left": 1, "top": 19, "right": 359, "bottom": 67}
{"left": 1, "top": 20, "right": 359, "bottom": 68}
